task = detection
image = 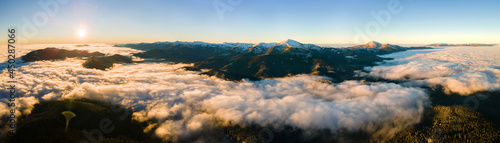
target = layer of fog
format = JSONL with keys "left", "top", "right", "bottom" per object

{"left": 1, "top": 44, "right": 430, "bottom": 141}
{"left": 366, "top": 46, "right": 500, "bottom": 95}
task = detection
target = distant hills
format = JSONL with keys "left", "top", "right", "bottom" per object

{"left": 20, "top": 48, "right": 132, "bottom": 70}
{"left": 117, "top": 40, "right": 431, "bottom": 81}
{"left": 21, "top": 48, "right": 104, "bottom": 62}
{"left": 346, "top": 41, "right": 432, "bottom": 54}
{"left": 427, "top": 43, "right": 496, "bottom": 46}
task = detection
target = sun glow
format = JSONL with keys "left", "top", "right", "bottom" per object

{"left": 78, "top": 29, "right": 86, "bottom": 37}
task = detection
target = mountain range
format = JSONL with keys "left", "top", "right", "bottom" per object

{"left": 18, "top": 40, "right": 431, "bottom": 81}
{"left": 346, "top": 41, "right": 432, "bottom": 54}
{"left": 117, "top": 40, "right": 430, "bottom": 81}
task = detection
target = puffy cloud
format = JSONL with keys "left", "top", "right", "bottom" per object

{"left": 366, "top": 46, "right": 500, "bottom": 95}
{"left": 426, "top": 68, "right": 500, "bottom": 95}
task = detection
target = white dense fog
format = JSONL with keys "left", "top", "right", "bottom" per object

{"left": 0, "top": 44, "right": 432, "bottom": 141}
{"left": 366, "top": 46, "right": 500, "bottom": 95}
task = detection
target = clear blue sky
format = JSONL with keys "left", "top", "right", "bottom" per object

{"left": 1, "top": 0, "right": 499, "bottom": 44}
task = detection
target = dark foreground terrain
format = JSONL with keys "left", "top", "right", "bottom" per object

{"left": 2, "top": 99, "right": 162, "bottom": 143}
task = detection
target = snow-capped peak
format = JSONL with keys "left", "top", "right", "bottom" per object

{"left": 252, "top": 42, "right": 278, "bottom": 48}
{"left": 365, "top": 41, "right": 383, "bottom": 48}
{"left": 279, "top": 39, "right": 303, "bottom": 47}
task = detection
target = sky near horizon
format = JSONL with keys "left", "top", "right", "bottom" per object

{"left": 1, "top": 0, "right": 499, "bottom": 45}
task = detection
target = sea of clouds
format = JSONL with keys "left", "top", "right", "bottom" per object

{"left": 3, "top": 44, "right": 499, "bottom": 141}
{"left": 366, "top": 46, "right": 500, "bottom": 95}
{"left": 0, "top": 44, "right": 432, "bottom": 141}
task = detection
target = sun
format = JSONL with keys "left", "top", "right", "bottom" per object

{"left": 77, "top": 28, "right": 86, "bottom": 37}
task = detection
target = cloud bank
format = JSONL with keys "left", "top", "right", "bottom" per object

{"left": 366, "top": 46, "right": 500, "bottom": 95}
